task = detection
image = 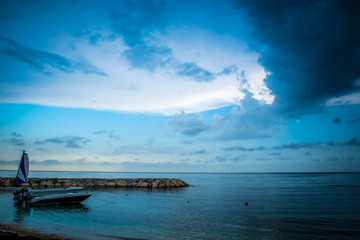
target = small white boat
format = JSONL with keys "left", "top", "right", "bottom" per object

{"left": 27, "top": 192, "right": 91, "bottom": 205}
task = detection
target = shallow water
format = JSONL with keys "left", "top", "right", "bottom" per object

{"left": 1, "top": 171, "right": 360, "bottom": 239}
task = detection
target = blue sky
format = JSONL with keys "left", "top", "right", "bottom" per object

{"left": 0, "top": 0, "right": 359, "bottom": 172}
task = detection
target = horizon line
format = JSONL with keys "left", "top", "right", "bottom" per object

{"left": 0, "top": 169, "right": 359, "bottom": 174}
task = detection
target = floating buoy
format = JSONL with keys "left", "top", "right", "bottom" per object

{"left": 245, "top": 202, "right": 248, "bottom": 206}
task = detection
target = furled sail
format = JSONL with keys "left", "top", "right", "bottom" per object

{"left": 15, "top": 150, "right": 29, "bottom": 184}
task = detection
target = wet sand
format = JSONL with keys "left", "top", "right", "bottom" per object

{"left": 0, "top": 223, "right": 75, "bottom": 240}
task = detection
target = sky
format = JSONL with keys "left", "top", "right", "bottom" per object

{"left": 0, "top": 0, "right": 360, "bottom": 172}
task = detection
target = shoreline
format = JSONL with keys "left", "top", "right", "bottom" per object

{"left": 0, "top": 223, "right": 75, "bottom": 240}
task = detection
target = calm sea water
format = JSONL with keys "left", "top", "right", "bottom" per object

{"left": 0, "top": 171, "right": 359, "bottom": 240}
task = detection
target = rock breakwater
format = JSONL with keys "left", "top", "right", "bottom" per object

{"left": 0, "top": 177, "right": 189, "bottom": 189}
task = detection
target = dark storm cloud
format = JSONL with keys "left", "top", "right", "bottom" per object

{"left": 235, "top": 0, "right": 360, "bottom": 114}
{"left": 0, "top": 37, "right": 107, "bottom": 76}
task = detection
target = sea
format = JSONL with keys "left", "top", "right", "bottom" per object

{"left": 0, "top": 171, "right": 359, "bottom": 240}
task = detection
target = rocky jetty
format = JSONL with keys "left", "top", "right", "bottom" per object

{"left": 0, "top": 177, "right": 189, "bottom": 189}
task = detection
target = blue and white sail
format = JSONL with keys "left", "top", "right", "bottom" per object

{"left": 15, "top": 150, "right": 29, "bottom": 184}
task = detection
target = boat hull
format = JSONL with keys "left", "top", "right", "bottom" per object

{"left": 28, "top": 193, "right": 91, "bottom": 205}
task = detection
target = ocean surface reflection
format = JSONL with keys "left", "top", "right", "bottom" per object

{"left": 1, "top": 172, "right": 360, "bottom": 239}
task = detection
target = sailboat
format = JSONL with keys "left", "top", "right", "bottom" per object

{"left": 12, "top": 150, "right": 91, "bottom": 205}
{"left": 11, "top": 150, "right": 82, "bottom": 194}
{"left": 15, "top": 150, "right": 29, "bottom": 184}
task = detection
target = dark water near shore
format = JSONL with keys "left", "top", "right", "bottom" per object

{"left": 0, "top": 171, "right": 360, "bottom": 239}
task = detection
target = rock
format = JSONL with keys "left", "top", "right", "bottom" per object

{"left": 63, "top": 182, "right": 71, "bottom": 187}
{"left": 166, "top": 179, "right": 171, "bottom": 188}
{"left": 5, "top": 179, "right": 11, "bottom": 187}
{"left": 137, "top": 181, "right": 149, "bottom": 188}
{"left": 94, "top": 182, "right": 105, "bottom": 187}
{"left": 0, "top": 177, "right": 188, "bottom": 189}
{"left": 170, "top": 179, "right": 180, "bottom": 188}
{"left": 158, "top": 180, "right": 166, "bottom": 188}
{"left": 152, "top": 179, "right": 160, "bottom": 188}
{"left": 131, "top": 182, "right": 138, "bottom": 187}
{"left": 105, "top": 182, "right": 116, "bottom": 187}
{"left": 45, "top": 181, "right": 54, "bottom": 188}
{"left": 84, "top": 183, "right": 93, "bottom": 188}
{"left": 177, "top": 179, "right": 188, "bottom": 187}
{"left": 20, "top": 183, "right": 31, "bottom": 187}
{"left": 116, "top": 179, "right": 128, "bottom": 187}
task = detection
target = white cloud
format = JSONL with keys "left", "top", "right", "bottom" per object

{"left": 1, "top": 27, "right": 274, "bottom": 115}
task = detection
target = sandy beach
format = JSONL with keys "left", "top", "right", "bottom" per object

{"left": 0, "top": 223, "right": 75, "bottom": 240}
